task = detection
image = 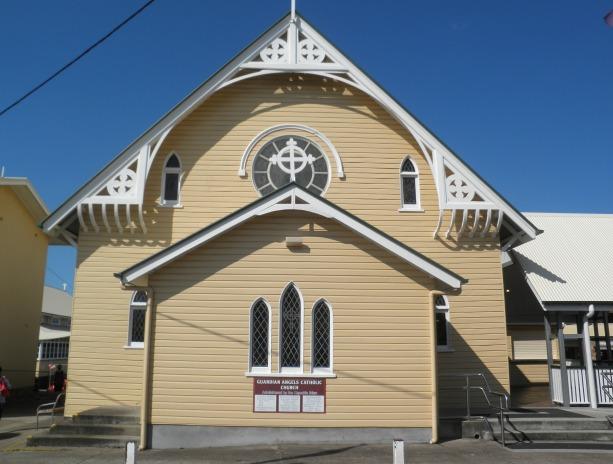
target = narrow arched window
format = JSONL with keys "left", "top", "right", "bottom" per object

{"left": 312, "top": 300, "right": 332, "bottom": 373}
{"left": 435, "top": 295, "right": 451, "bottom": 351}
{"left": 128, "top": 291, "right": 147, "bottom": 348}
{"left": 400, "top": 157, "right": 420, "bottom": 210}
{"left": 280, "top": 283, "right": 303, "bottom": 373}
{"left": 249, "top": 299, "right": 271, "bottom": 373}
{"left": 161, "top": 153, "right": 182, "bottom": 206}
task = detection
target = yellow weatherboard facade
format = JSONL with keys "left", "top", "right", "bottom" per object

{"left": 42, "top": 12, "right": 539, "bottom": 449}
{"left": 0, "top": 179, "right": 49, "bottom": 388}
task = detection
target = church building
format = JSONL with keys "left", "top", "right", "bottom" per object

{"left": 42, "top": 10, "right": 540, "bottom": 449}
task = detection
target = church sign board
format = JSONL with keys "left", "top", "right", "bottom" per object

{"left": 253, "top": 377, "right": 326, "bottom": 413}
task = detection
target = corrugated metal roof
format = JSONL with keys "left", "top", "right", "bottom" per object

{"left": 513, "top": 213, "right": 613, "bottom": 303}
{"left": 42, "top": 286, "right": 72, "bottom": 317}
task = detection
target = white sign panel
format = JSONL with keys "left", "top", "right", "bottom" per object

{"left": 254, "top": 394, "right": 277, "bottom": 412}
{"left": 302, "top": 395, "right": 325, "bottom": 413}
{"left": 278, "top": 395, "right": 301, "bottom": 412}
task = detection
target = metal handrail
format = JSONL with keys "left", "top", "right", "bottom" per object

{"left": 447, "top": 373, "right": 510, "bottom": 447}
{"left": 36, "top": 392, "right": 65, "bottom": 430}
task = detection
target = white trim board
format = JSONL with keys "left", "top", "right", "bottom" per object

{"left": 41, "top": 11, "right": 538, "bottom": 244}
{"left": 116, "top": 184, "right": 466, "bottom": 289}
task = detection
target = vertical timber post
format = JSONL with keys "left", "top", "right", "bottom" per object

{"left": 544, "top": 313, "right": 555, "bottom": 405}
{"left": 557, "top": 312, "right": 570, "bottom": 407}
{"left": 583, "top": 305, "right": 598, "bottom": 408}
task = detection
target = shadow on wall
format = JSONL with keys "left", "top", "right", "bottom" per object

{"left": 156, "top": 311, "right": 430, "bottom": 401}
{"left": 438, "top": 323, "right": 510, "bottom": 417}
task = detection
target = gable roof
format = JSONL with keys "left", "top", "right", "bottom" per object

{"left": 0, "top": 177, "right": 48, "bottom": 224}
{"left": 513, "top": 213, "right": 613, "bottom": 303}
{"left": 116, "top": 183, "right": 466, "bottom": 289}
{"left": 41, "top": 11, "right": 539, "bottom": 245}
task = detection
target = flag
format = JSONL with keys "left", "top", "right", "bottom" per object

{"left": 605, "top": 10, "right": 613, "bottom": 27}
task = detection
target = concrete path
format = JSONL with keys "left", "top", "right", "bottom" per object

{"left": 2, "top": 440, "right": 613, "bottom": 464}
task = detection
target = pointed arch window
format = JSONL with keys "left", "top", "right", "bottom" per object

{"left": 161, "top": 153, "right": 182, "bottom": 206}
{"left": 279, "top": 283, "right": 303, "bottom": 373}
{"left": 435, "top": 295, "right": 451, "bottom": 351}
{"left": 400, "top": 157, "right": 421, "bottom": 211}
{"left": 128, "top": 291, "right": 147, "bottom": 348}
{"left": 249, "top": 299, "right": 271, "bottom": 373}
{"left": 312, "top": 300, "right": 332, "bottom": 374}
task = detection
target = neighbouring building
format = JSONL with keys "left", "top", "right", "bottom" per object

{"left": 36, "top": 286, "right": 72, "bottom": 388}
{"left": 0, "top": 176, "right": 50, "bottom": 388}
{"left": 505, "top": 213, "right": 613, "bottom": 408}
{"left": 41, "top": 12, "right": 542, "bottom": 448}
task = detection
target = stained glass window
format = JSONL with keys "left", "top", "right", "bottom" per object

{"left": 162, "top": 153, "right": 182, "bottom": 205}
{"left": 280, "top": 284, "right": 302, "bottom": 370}
{"left": 435, "top": 295, "right": 450, "bottom": 349}
{"left": 129, "top": 291, "right": 147, "bottom": 347}
{"left": 252, "top": 136, "right": 330, "bottom": 196}
{"left": 312, "top": 300, "right": 331, "bottom": 371}
{"left": 250, "top": 299, "right": 270, "bottom": 370}
{"left": 400, "top": 156, "right": 420, "bottom": 209}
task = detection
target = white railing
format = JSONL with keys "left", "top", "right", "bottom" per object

{"left": 567, "top": 368, "right": 589, "bottom": 404}
{"left": 551, "top": 367, "right": 562, "bottom": 403}
{"left": 595, "top": 367, "right": 613, "bottom": 405}
{"left": 551, "top": 366, "right": 613, "bottom": 406}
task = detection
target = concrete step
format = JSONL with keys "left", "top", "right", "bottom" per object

{"left": 73, "top": 412, "right": 139, "bottom": 426}
{"left": 50, "top": 423, "right": 140, "bottom": 436}
{"left": 503, "top": 418, "right": 613, "bottom": 431}
{"left": 494, "top": 429, "right": 613, "bottom": 443}
{"left": 27, "top": 433, "right": 138, "bottom": 448}
{"left": 507, "top": 441, "right": 613, "bottom": 452}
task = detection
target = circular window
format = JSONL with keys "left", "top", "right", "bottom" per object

{"left": 252, "top": 135, "right": 330, "bottom": 196}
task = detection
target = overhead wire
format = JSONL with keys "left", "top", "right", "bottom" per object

{"left": 0, "top": 0, "right": 156, "bottom": 118}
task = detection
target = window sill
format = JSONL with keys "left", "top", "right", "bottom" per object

{"left": 398, "top": 207, "right": 424, "bottom": 213}
{"left": 245, "top": 372, "right": 337, "bottom": 379}
{"left": 437, "top": 346, "right": 454, "bottom": 353}
{"left": 157, "top": 202, "right": 183, "bottom": 209}
{"left": 124, "top": 345, "right": 144, "bottom": 350}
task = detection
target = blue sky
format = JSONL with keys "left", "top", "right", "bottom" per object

{"left": 1, "top": 0, "right": 612, "bottom": 293}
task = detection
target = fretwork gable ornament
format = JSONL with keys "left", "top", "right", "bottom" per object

{"left": 43, "top": 0, "right": 538, "bottom": 247}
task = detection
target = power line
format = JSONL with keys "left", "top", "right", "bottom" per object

{"left": 0, "top": 0, "right": 156, "bottom": 118}
{"left": 46, "top": 266, "right": 71, "bottom": 290}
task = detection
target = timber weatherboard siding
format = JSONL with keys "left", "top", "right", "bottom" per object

{"left": 150, "top": 213, "right": 435, "bottom": 427}
{"left": 66, "top": 74, "right": 509, "bottom": 419}
{"left": 0, "top": 188, "right": 48, "bottom": 388}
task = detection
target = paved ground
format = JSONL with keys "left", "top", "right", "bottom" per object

{"left": 2, "top": 440, "right": 613, "bottom": 464}
{"left": 1, "top": 395, "right": 613, "bottom": 463}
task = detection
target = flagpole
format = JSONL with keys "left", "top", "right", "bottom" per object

{"left": 291, "top": 0, "right": 296, "bottom": 20}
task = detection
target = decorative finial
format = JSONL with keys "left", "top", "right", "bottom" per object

{"left": 291, "top": 0, "right": 296, "bottom": 21}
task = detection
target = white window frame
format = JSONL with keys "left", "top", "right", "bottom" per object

{"left": 399, "top": 156, "right": 422, "bottom": 211}
{"left": 248, "top": 298, "right": 272, "bottom": 374}
{"left": 127, "top": 291, "right": 147, "bottom": 348}
{"left": 311, "top": 299, "right": 333, "bottom": 375}
{"left": 278, "top": 282, "right": 304, "bottom": 374}
{"left": 160, "top": 152, "right": 183, "bottom": 207}
{"left": 435, "top": 295, "right": 452, "bottom": 352}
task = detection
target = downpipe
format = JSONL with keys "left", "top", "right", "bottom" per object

{"left": 122, "top": 285, "right": 155, "bottom": 450}
{"left": 583, "top": 304, "right": 598, "bottom": 409}
{"left": 428, "top": 290, "right": 444, "bottom": 444}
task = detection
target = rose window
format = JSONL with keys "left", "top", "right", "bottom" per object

{"left": 252, "top": 135, "right": 330, "bottom": 196}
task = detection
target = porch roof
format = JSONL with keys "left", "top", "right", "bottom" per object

{"left": 116, "top": 183, "right": 466, "bottom": 289}
{"left": 513, "top": 213, "right": 613, "bottom": 304}
{"left": 39, "top": 326, "right": 70, "bottom": 341}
